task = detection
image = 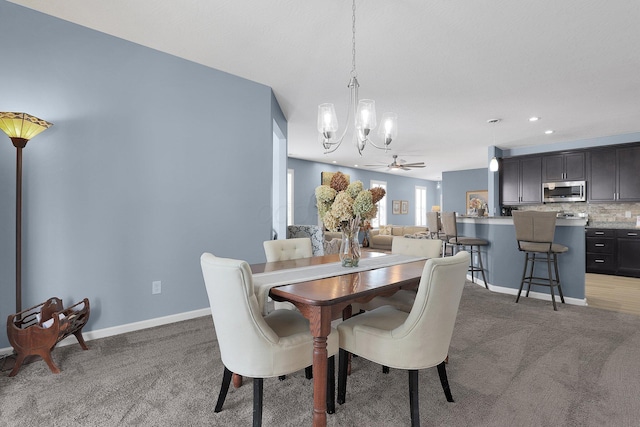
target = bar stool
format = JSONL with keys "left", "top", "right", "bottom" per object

{"left": 427, "top": 211, "right": 447, "bottom": 255}
{"left": 441, "top": 212, "right": 489, "bottom": 288}
{"left": 512, "top": 211, "right": 567, "bottom": 311}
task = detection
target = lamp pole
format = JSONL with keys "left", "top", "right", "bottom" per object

{"left": 13, "top": 138, "right": 27, "bottom": 313}
{"left": 0, "top": 112, "right": 52, "bottom": 313}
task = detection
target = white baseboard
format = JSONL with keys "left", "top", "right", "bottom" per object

{"left": 1, "top": 308, "right": 211, "bottom": 356}
{"left": 468, "top": 274, "right": 587, "bottom": 306}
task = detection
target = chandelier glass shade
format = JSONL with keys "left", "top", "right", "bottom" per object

{"left": 318, "top": 0, "right": 397, "bottom": 155}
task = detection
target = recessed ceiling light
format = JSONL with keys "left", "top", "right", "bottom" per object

{"left": 332, "top": 160, "right": 337, "bottom": 164}
{"left": 354, "top": 164, "right": 359, "bottom": 168}
{"left": 529, "top": 117, "right": 540, "bottom": 122}
{"left": 545, "top": 130, "right": 554, "bottom": 134}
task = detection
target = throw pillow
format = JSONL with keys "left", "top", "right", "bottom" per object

{"left": 379, "top": 225, "right": 393, "bottom": 236}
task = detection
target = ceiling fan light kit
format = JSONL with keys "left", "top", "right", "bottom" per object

{"left": 365, "top": 154, "right": 425, "bottom": 171}
{"left": 318, "top": 0, "right": 397, "bottom": 156}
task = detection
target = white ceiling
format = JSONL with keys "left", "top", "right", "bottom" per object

{"left": 9, "top": 0, "right": 640, "bottom": 180}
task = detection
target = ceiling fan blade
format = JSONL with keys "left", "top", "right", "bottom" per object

{"left": 401, "top": 162, "right": 425, "bottom": 167}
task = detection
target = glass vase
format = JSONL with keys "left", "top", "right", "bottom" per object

{"left": 339, "top": 226, "right": 361, "bottom": 267}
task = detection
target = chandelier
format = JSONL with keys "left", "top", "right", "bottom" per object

{"left": 317, "top": 0, "right": 397, "bottom": 155}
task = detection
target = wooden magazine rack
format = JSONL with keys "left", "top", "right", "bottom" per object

{"left": 6, "top": 297, "right": 90, "bottom": 376}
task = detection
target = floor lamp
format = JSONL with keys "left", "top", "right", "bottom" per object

{"left": 0, "top": 112, "right": 53, "bottom": 313}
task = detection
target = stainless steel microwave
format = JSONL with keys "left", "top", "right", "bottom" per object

{"left": 542, "top": 181, "right": 586, "bottom": 203}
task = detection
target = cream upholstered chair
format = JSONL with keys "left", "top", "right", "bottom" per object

{"left": 441, "top": 211, "right": 489, "bottom": 288}
{"left": 353, "top": 236, "right": 443, "bottom": 313}
{"left": 263, "top": 237, "right": 313, "bottom": 312}
{"left": 337, "top": 251, "right": 469, "bottom": 427}
{"left": 200, "top": 253, "right": 339, "bottom": 426}
{"left": 286, "top": 225, "right": 340, "bottom": 256}
{"left": 512, "top": 210, "right": 567, "bottom": 310}
{"left": 263, "top": 237, "right": 312, "bottom": 262}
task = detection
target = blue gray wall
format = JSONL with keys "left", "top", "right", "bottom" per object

{"left": 442, "top": 168, "right": 489, "bottom": 214}
{"left": 288, "top": 158, "right": 439, "bottom": 227}
{"left": 0, "top": 2, "right": 282, "bottom": 348}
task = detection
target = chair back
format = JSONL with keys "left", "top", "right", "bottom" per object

{"left": 394, "top": 251, "right": 469, "bottom": 367}
{"left": 263, "top": 237, "right": 313, "bottom": 262}
{"left": 391, "top": 236, "right": 442, "bottom": 258}
{"left": 200, "top": 253, "right": 282, "bottom": 376}
{"left": 426, "top": 212, "right": 441, "bottom": 237}
{"left": 512, "top": 211, "right": 557, "bottom": 244}
{"left": 440, "top": 211, "right": 458, "bottom": 239}
{"left": 287, "top": 225, "right": 325, "bottom": 256}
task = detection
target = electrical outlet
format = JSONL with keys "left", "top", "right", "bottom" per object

{"left": 152, "top": 281, "right": 162, "bottom": 295}
{"left": 625, "top": 211, "right": 632, "bottom": 218}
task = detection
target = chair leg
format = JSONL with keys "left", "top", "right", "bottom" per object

{"left": 476, "top": 246, "right": 488, "bottom": 289}
{"left": 253, "top": 377, "right": 263, "bottom": 427}
{"left": 547, "top": 253, "right": 558, "bottom": 311}
{"left": 338, "top": 349, "right": 348, "bottom": 405}
{"left": 554, "top": 253, "right": 566, "bottom": 303}
{"left": 515, "top": 253, "right": 528, "bottom": 303}
{"left": 215, "top": 367, "right": 233, "bottom": 413}
{"left": 436, "top": 361, "right": 454, "bottom": 402}
{"left": 305, "top": 366, "right": 313, "bottom": 379}
{"left": 327, "top": 355, "right": 335, "bottom": 414}
{"left": 408, "top": 370, "right": 420, "bottom": 427}
{"left": 525, "top": 254, "right": 536, "bottom": 297}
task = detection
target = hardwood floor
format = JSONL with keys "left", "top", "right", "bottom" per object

{"left": 585, "top": 273, "right": 640, "bottom": 316}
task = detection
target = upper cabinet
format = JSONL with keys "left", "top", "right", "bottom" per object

{"left": 588, "top": 145, "right": 640, "bottom": 202}
{"left": 542, "top": 152, "right": 585, "bottom": 182}
{"left": 501, "top": 156, "right": 542, "bottom": 205}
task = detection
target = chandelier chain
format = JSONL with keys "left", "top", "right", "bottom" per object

{"left": 351, "top": 0, "right": 357, "bottom": 78}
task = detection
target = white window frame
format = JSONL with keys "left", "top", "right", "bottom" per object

{"left": 415, "top": 185, "right": 427, "bottom": 226}
{"left": 370, "top": 180, "right": 387, "bottom": 228}
{"left": 287, "top": 169, "right": 294, "bottom": 226}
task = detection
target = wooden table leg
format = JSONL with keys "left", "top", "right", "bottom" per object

{"left": 232, "top": 373, "right": 243, "bottom": 388}
{"left": 309, "top": 306, "right": 332, "bottom": 427}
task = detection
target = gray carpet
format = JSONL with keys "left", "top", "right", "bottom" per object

{"left": 1, "top": 282, "right": 639, "bottom": 426}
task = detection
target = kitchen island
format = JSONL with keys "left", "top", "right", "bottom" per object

{"left": 456, "top": 216, "right": 587, "bottom": 304}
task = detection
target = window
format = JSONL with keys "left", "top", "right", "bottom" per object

{"left": 370, "top": 180, "right": 387, "bottom": 228}
{"left": 415, "top": 186, "right": 427, "bottom": 226}
{"left": 287, "top": 169, "right": 294, "bottom": 226}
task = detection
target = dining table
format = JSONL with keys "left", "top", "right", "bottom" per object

{"left": 249, "top": 251, "right": 428, "bottom": 427}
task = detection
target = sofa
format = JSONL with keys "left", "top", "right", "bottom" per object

{"left": 369, "top": 225, "right": 428, "bottom": 251}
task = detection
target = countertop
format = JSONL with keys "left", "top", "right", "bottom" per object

{"left": 586, "top": 221, "right": 640, "bottom": 230}
{"left": 458, "top": 216, "right": 640, "bottom": 229}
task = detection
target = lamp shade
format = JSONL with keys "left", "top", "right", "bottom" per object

{"left": 0, "top": 112, "right": 53, "bottom": 142}
{"left": 489, "top": 156, "right": 499, "bottom": 172}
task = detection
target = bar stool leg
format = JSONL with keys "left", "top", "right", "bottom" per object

{"left": 525, "top": 254, "right": 536, "bottom": 297}
{"left": 476, "top": 246, "right": 488, "bottom": 289}
{"left": 547, "top": 253, "right": 558, "bottom": 311}
{"left": 553, "top": 253, "right": 566, "bottom": 303}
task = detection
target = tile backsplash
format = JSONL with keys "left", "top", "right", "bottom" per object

{"left": 515, "top": 202, "right": 640, "bottom": 226}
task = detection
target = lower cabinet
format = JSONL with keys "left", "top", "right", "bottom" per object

{"left": 617, "top": 229, "right": 640, "bottom": 277}
{"left": 586, "top": 229, "right": 616, "bottom": 274}
{"left": 586, "top": 228, "right": 640, "bottom": 278}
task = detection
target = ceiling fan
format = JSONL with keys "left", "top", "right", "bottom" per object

{"left": 365, "top": 154, "right": 425, "bottom": 171}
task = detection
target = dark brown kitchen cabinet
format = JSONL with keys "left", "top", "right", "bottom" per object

{"left": 588, "top": 145, "right": 640, "bottom": 202}
{"left": 586, "top": 228, "right": 616, "bottom": 274}
{"left": 542, "top": 152, "right": 585, "bottom": 182}
{"left": 617, "top": 229, "right": 640, "bottom": 277}
{"left": 500, "top": 156, "right": 541, "bottom": 205}
{"left": 617, "top": 145, "right": 640, "bottom": 201}
{"left": 586, "top": 228, "right": 640, "bottom": 278}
